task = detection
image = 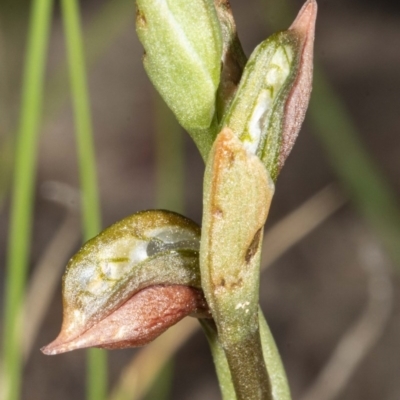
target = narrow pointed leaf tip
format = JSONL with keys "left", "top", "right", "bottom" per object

{"left": 222, "top": 0, "right": 317, "bottom": 181}
{"left": 41, "top": 210, "right": 204, "bottom": 354}
{"left": 136, "top": 0, "right": 222, "bottom": 132}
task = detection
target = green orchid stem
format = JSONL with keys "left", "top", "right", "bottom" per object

{"left": 60, "top": 0, "right": 107, "bottom": 399}
{"left": 1, "top": 0, "right": 53, "bottom": 399}
{"left": 200, "top": 319, "right": 237, "bottom": 400}
{"left": 189, "top": 115, "right": 220, "bottom": 162}
{"left": 223, "top": 330, "right": 272, "bottom": 400}
{"left": 201, "top": 311, "right": 291, "bottom": 400}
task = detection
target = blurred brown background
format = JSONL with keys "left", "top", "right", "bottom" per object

{"left": 0, "top": 0, "right": 400, "bottom": 399}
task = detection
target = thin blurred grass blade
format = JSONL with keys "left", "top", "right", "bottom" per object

{"left": 1, "top": 1, "right": 54, "bottom": 399}
{"left": 22, "top": 182, "right": 81, "bottom": 362}
{"left": 154, "top": 93, "right": 185, "bottom": 214}
{"left": 146, "top": 92, "right": 186, "bottom": 399}
{"left": 0, "top": 0, "right": 134, "bottom": 212}
{"left": 60, "top": 0, "right": 106, "bottom": 399}
{"left": 45, "top": 0, "right": 134, "bottom": 122}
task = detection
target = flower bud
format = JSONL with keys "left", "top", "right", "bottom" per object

{"left": 222, "top": 0, "right": 317, "bottom": 181}
{"left": 41, "top": 210, "right": 202, "bottom": 352}
{"left": 136, "top": 0, "right": 222, "bottom": 134}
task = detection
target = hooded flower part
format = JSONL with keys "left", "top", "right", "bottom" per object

{"left": 41, "top": 210, "right": 206, "bottom": 354}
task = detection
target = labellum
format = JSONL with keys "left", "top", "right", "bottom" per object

{"left": 42, "top": 285, "right": 209, "bottom": 354}
{"left": 41, "top": 210, "right": 207, "bottom": 354}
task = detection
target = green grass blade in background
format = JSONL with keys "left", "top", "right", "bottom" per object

{"left": 60, "top": 1, "right": 107, "bottom": 399}
{"left": 45, "top": 0, "right": 134, "bottom": 123}
{"left": 61, "top": 0, "right": 101, "bottom": 237}
{"left": 0, "top": 135, "right": 13, "bottom": 211}
{"left": 264, "top": 0, "right": 400, "bottom": 271}
{"left": 1, "top": 0, "right": 53, "bottom": 399}
{"left": 1, "top": 0, "right": 134, "bottom": 210}
{"left": 144, "top": 94, "right": 185, "bottom": 400}
{"left": 143, "top": 360, "right": 174, "bottom": 400}
{"left": 0, "top": 28, "right": 14, "bottom": 205}
{"left": 154, "top": 93, "right": 185, "bottom": 214}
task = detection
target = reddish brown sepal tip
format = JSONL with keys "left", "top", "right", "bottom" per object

{"left": 289, "top": 0, "right": 317, "bottom": 34}
{"left": 41, "top": 285, "right": 209, "bottom": 355}
{"left": 279, "top": 0, "right": 317, "bottom": 172}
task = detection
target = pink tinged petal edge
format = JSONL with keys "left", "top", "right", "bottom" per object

{"left": 279, "top": 0, "right": 317, "bottom": 171}
{"left": 41, "top": 285, "right": 209, "bottom": 355}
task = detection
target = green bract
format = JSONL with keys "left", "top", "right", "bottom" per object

{"left": 200, "top": 128, "right": 275, "bottom": 398}
{"left": 59, "top": 210, "right": 201, "bottom": 341}
{"left": 136, "top": 0, "right": 222, "bottom": 157}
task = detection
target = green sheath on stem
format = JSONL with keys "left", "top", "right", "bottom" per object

{"left": 201, "top": 311, "right": 292, "bottom": 400}
{"left": 259, "top": 310, "right": 291, "bottom": 400}
{"left": 200, "top": 319, "right": 238, "bottom": 400}
{"left": 200, "top": 128, "right": 275, "bottom": 399}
